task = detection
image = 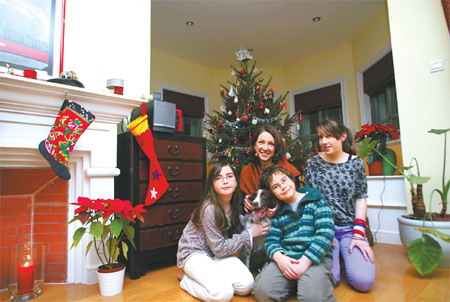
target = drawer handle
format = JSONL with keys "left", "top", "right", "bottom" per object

{"left": 168, "top": 166, "right": 180, "bottom": 176}
{"left": 168, "top": 209, "right": 180, "bottom": 219}
{"left": 168, "top": 145, "right": 180, "bottom": 155}
{"left": 168, "top": 187, "right": 180, "bottom": 198}
{"left": 168, "top": 230, "right": 181, "bottom": 241}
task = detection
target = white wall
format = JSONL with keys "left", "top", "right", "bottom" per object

{"left": 387, "top": 0, "right": 450, "bottom": 214}
{"left": 63, "top": 0, "right": 151, "bottom": 98}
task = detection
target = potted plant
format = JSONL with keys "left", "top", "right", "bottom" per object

{"left": 359, "top": 128, "right": 450, "bottom": 275}
{"left": 355, "top": 123, "right": 400, "bottom": 175}
{"left": 68, "top": 197, "right": 146, "bottom": 296}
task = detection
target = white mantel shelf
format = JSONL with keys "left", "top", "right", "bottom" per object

{"left": 0, "top": 74, "right": 145, "bottom": 284}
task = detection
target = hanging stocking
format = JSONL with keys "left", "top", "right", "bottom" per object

{"left": 127, "top": 103, "right": 169, "bottom": 205}
{"left": 38, "top": 100, "right": 95, "bottom": 180}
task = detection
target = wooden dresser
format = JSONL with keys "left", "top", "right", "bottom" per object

{"left": 116, "top": 131, "right": 206, "bottom": 279}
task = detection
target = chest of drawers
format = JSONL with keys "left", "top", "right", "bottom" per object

{"left": 116, "top": 131, "right": 206, "bottom": 279}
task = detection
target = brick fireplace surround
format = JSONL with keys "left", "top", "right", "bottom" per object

{"left": 0, "top": 74, "right": 143, "bottom": 288}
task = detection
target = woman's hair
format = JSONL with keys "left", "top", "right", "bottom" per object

{"left": 249, "top": 124, "right": 286, "bottom": 165}
{"left": 316, "top": 119, "right": 356, "bottom": 155}
{"left": 190, "top": 160, "right": 243, "bottom": 234}
{"left": 259, "top": 165, "right": 294, "bottom": 191}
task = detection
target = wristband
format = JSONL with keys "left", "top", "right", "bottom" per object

{"left": 353, "top": 218, "right": 367, "bottom": 237}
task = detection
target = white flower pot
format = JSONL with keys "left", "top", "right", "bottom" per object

{"left": 397, "top": 216, "right": 450, "bottom": 268}
{"left": 96, "top": 265, "right": 126, "bottom": 296}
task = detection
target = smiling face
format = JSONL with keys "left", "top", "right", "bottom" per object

{"left": 255, "top": 131, "right": 276, "bottom": 165}
{"left": 213, "top": 165, "right": 237, "bottom": 200}
{"left": 318, "top": 130, "right": 346, "bottom": 156}
{"left": 269, "top": 172, "right": 297, "bottom": 204}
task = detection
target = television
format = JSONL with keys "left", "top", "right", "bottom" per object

{"left": 130, "top": 100, "right": 176, "bottom": 133}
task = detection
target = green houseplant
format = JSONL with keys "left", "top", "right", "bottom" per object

{"left": 359, "top": 128, "right": 450, "bottom": 275}
{"left": 68, "top": 197, "right": 146, "bottom": 295}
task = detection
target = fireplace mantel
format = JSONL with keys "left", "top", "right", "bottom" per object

{"left": 0, "top": 74, "right": 145, "bottom": 284}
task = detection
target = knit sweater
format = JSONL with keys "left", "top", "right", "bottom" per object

{"left": 266, "top": 187, "right": 334, "bottom": 265}
{"left": 240, "top": 160, "right": 300, "bottom": 195}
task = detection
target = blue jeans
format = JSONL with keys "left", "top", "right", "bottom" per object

{"left": 332, "top": 225, "right": 376, "bottom": 292}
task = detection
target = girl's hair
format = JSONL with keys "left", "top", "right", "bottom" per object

{"left": 190, "top": 160, "right": 243, "bottom": 234}
{"left": 249, "top": 125, "right": 286, "bottom": 165}
{"left": 317, "top": 119, "right": 356, "bottom": 155}
{"left": 259, "top": 165, "right": 294, "bottom": 191}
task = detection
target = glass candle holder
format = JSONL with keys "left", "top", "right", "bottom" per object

{"left": 8, "top": 243, "right": 46, "bottom": 301}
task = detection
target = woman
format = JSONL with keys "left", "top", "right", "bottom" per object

{"left": 176, "top": 160, "right": 269, "bottom": 302}
{"left": 305, "top": 119, "right": 375, "bottom": 292}
{"left": 240, "top": 124, "right": 300, "bottom": 197}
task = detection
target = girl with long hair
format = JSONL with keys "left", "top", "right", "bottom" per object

{"left": 177, "top": 160, "right": 269, "bottom": 302}
{"left": 305, "top": 119, "right": 376, "bottom": 292}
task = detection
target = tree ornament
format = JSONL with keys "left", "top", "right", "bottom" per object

{"left": 241, "top": 114, "right": 249, "bottom": 122}
{"left": 252, "top": 118, "right": 258, "bottom": 125}
{"left": 234, "top": 96, "right": 238, "bottom": 103}
{"left": 220, "top": 104, "right": 226, "bottom": 112}
{"left": 215, "top": 151, "right": 219, "bottom": 158}
{"left": 236, "top": 47, "right": 253, "bottom": 62}
{"left": 236, "top": 117, "right": 241, "bottom": 122}
{"left": 264, "top": 108, "right": 270, "bottom": 115}
{"left": 231, "top": 70, "right": 236, "bottom": 76}
{"left": 228, "top": 87, "right": 235, "bottom": 97}
{"left": 235, "top": 159, "right": 240, "bottom": 164}
{"left": 278, "top": 104, "right": 283, "bottom": 110}
{"left": 298, "top": 114, "right": 304, "bottom": 122}
{"left": 259, "top": 77, "right": 264, "bottom": 82}
{"left": 202, "top": 131, "right": 207, "bottom": 137}
{"left": 285, "top": 152, "right": 291, "bottom": 160}
{"left": 240, "top": 70, "right": 245, "bottom": 75}
{"left": 248, "top": 133, "right": 252, "bottom": 139}
{"left": 228, "top": 110, "right": 233, "bottom": 116}
{"left": 218, "top": 122, "right": 223, "bottom": 127}
{"left": 259, "top": 102, "right": 264, "bottom": 109}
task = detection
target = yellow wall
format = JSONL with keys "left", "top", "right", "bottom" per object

{"left": 387, "top": 0, "right": 450, "bottom": 213}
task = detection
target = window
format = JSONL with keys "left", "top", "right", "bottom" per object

{"left": 370, "top": 80, "right": 399, "bottom": 128}
{"left": 162, "top": 89, "right": 205, "bottom": 137}
{"left": 294, "top": 83, "right": 343, "bottom": 137}
{"left": 362, "top": 51, "right": 399, "bottom": 128}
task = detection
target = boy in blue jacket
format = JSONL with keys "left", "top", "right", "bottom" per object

{"left": 254, "top": 165, "right": 335, "bottom": 301}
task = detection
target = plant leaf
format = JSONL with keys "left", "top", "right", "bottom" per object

{"left": 406, "top": 234, "right": 443, "bottom": 276}
{"left": 89, "top": 221, "right": 103, "bottom": 239}
{"left": 405, "top": 174, "right": 431, "bottom": 185}
{"left": 121, "top": 241, "right": 129, "bottom": 260}
{"left": 415, "top": 227, "right": 450, "bottom": 243}
{"left": 428, "top": 128, "right": 450, "bottom": 135}
{"left": 111, "top": 219, "right": 123, "bottom": 238}
{"left": 358, "top": 138, "right": 378, "bottom": 159}
{"left": 85, "top": 240, "right": 93, "bottom": 256}
{"left": 71, "top": 227, "right": 86, "bottom": 248}
{"left": 123, "top": 225, "right": 137, "bottom": 250}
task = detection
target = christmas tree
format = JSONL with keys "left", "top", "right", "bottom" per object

{"left": 205, "top": 49, "right": 317, "bottom": 177}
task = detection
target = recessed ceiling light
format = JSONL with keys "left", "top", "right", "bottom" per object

{"left": 186, "top": 21, "right": 194, "bottom": 26}
{"left": 312, "top": 16, "right": 321, "bottom": 22}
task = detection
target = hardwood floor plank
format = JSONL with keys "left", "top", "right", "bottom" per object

{"left": 1, "top": 244, "right": 448, "bottom": 301}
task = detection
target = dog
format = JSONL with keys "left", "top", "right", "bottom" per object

{"left": 240, "top": 188, "right": 278, "bottom": 273}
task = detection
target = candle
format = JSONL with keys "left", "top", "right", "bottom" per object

{"left": 18, "top": 260, "right": 35, "bottom": 294}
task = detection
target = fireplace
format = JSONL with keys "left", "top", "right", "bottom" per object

{"left": 0, "top": 74, "right": 143, "bottom": 285}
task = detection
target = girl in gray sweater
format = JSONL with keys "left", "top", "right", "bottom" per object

{"left": 177, "top": 160, "right": 269, "bottom": 302}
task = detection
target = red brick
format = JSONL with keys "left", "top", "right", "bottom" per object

{"left": 34, "top": 205, "right": 51, "bottom": 214}
{"left": 1, "top": 215, "right": 32, "bottom": 227}
{"left": 34, "top": 213, "right": 66, "bottom": 224}
{"left": 0, "top": 196, "right": 32, "bottom": 206}
{"left": 50, "top": 205, "right": 68, "bottom": 214}
{"left": 46, "top": 242, "right": 66, "bottom": 254}
{"left": 0, "top": 235, "right": 31, "bottom": 248}
{"left": 34, "top": 233, "right": 67, "bottom": 243}
{"left": 46, "top": 262, "right": 67, "bottom": 274}
{"left": 48, "top": 224, "right": 67, "bottom": 233}
{"left": 34, "top": 194, "right": 67, "bottom": 203}
{"left": 0, "top": 225, "right": 19, "bottom": 237}
{"left": 46, "top": 253, "right": 67, "bottom": 263}
{"left": 38, "top": 182, "right": 68, "bottom": 195}
{"left": 33, "top": 224, "right": 50, "bottom": 234}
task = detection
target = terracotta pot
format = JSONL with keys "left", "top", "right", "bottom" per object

{"left": 368, "top": 161, "right": 383, "bottom": 176}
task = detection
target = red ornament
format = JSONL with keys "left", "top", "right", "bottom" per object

{"left": 241, "top": 114, "right": 249, "bottom": 122}
{"left": 215, "top": 152, "right": 219, "bottom": 158}
{"left": 298, "top": 115, "right": 304, "bottom": 122}
{"left": 218, "top": 122, "right": 223, "bottom": 127}
{"left": 248, "top": 134, "right": 252, "bottom": 139}
{"left": 240, "top": 70, "right": 245, "bottom": 75}
{"left": 235, "top": 160, "right": 240, "bottom": 164}
{"left": 256, "top": 86, "right": 261, "bottom": 91}
{"left": 278, "top": 105, "right": 283, "bottom": 110}
{"left": 259, "top": 102, "right": 264, "bottom": 109}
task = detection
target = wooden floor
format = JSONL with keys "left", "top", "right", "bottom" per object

{"left": 1, "top": 244, "right": 449, "bottom": 301}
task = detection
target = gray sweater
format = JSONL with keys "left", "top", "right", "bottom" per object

{"left": 176, "top": 201, "right": 252, "bottom": 268}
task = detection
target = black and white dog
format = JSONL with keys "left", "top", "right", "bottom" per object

{"left": 240, "top": 189, "right": 278, "bottom": 273}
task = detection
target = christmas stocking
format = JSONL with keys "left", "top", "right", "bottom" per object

{"left": 128, "top": 103, "right": 169, "bottom": 205}
{"left": 38, "top": 100, "right": 95, "bottom": 180}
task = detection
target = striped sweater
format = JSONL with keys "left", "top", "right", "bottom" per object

{"left": 266, "top": 187, "right": 335, "bottom": 265}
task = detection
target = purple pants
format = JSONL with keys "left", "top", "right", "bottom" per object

{"left": 332, "top": 225, "right": 376, "bottom": 292}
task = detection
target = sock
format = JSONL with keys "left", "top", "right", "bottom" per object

{"left": 39, "top": 100, "right": 95, "bottom": 180}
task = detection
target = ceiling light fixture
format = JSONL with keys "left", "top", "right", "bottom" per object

{"left": 186, "top": 21, "right": 194, "bottom": 26}
{"left": 312, "top": 16, "right": 321, "bottom": 22}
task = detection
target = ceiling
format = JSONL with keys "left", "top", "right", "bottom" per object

{"left": 151, "top": 0, "right": 387, "bottom": 69}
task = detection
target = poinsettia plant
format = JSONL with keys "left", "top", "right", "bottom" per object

{"left": 69, "top": 197, "right": 146, "bottom": 270}
{"left": 355, "top": 123, "right": 400, "bottom": 159}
